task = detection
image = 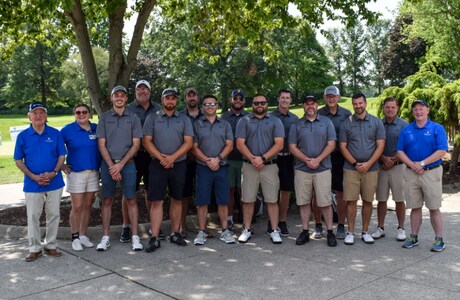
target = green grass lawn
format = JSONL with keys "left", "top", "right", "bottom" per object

{"left": 0, "top": 155, "right": 23, "bottom": 184}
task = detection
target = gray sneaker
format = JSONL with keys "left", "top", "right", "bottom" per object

{"left": 220, "top": 229, "right": 236, "bottom": 244}
{"left": 194, "top": 230, "right": 207, "bottom": 246}
{"left": 336, "top": 224, "right": 346, "bottom": 239}
{"left": 312, "top": 224, "right": 323, "bottom": 239}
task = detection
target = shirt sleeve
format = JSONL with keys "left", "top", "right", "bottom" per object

{"left": 183, "top": 116, "right": 194, "bottom": 137}
{"left": 288, "top": 121, "right": 298, "bottom": 145}
{"left": 235, "top": 116, "right": 247, "bottom": 139}
{"left": 143, "top": 114, "right": 154, "bottom": 136}
{"left": 273, "top": 117, "right": 285, "bottom": 138}
{"left": 96, "top": 114, "right": 106, "bottom": 138}
{"left": 225, "top": 121, "right": 234, "bottom": 141}
{"left": 132, "top": 114, "right": 143, "bottom": 138}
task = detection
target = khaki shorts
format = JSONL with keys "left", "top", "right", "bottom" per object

{"left": 66, "top": 170, "right": 100, "bottom": 193}
{"left": 294, "top": 169, "right": 332, "bottom": 207}
{"left": 343, "top": 169, "right": 379, "bottom": 202}
{"left": 376, "top": 163, "right": 405, "bottom": 202}
{"left": 404, "top": 166, "right": 442, "bottom": 209}
{"left": 241, "top": 162, "right": 279, "bottom": 203}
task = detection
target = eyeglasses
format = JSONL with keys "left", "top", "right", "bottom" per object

{"left": 203, "top": 102, "right": 218, "bottom": 107}
{"left": 253, "top": 101, "right": 267, "bottom": 106}
{"left": 233, "top": 96, "right": 244, "bottom": 101}
{"left": 75, "top": 111, "right": 89, "bottom": 115}
{"left": 136, "top": 88, "right": 149, "bottom": 92}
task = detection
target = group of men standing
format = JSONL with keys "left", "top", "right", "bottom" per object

{"left": 15, "top": 80, "right": 448, "bottom": 261}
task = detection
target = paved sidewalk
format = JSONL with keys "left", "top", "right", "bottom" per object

{"left": 1, "top": 184, "right": 459, "bottom": 299}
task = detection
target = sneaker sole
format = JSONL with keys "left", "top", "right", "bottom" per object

{"left": 362, "top": 239, "right": 374, "bottom": 244}
{"left": 238, "top": 237, "right": 251, "bottom": 243}
{"left": 119, "top": 239, "right": 131, "bottom": 243}
{"left": 280, "top": 233, "right": 289, "bottom": 237}
{"left": 344, "top": 240, "right": 354, "bottom": 245}
{"left": 97, "top": 247, "right": 108, "bottom": 251}
{"left": 396, "top": 237, "right": 406, "bottom": 241}
{"left": 431, "top": 246, "right": 445, "bottom": 252}
{"left": 402, "top": 242, "right": 419, "bottom": 249}
{"left": 312, "top": 234, "right": 323, "bottom": 240}
{"left": 271, "top": 239, "right": 282, "bottom": 244}
{"left": 372, "top": 235, "right": 385, "bottom": 239}
{"left": 221, "top": 239, "right": 236, "bottom": 244}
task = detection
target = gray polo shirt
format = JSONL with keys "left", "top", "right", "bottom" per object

{"left": 235, "top": 113, "right": 285, "bottom": 160}
{"left": 288, "top": 115, "right": 336, "bottom": 173}
{"left": 181, "top": 108, "right": 204, "bottom": 124}
{"left": 339, "top": 112, "right": 386, "bottom": 171}
{"left": 271, "top": 109, "right": 299, "bottom": 153}
{"left": 96, "top": 108, "right": 143, "bottom": 160}
{"left": 127, "top": 100, "right": 161, "bottom": 126}
{"left": 318, "top": 105, "right": 352, "bottom": 151}
{"left": 193, "top": 116, "right": 233, "bottom": 166}
{"left": 382, "top": 116, "right": 409, "bottom": 157}
{"left": 143, "top": 109, "right": 194, "bottom": 162}
{"left": 221, "top": 110, "right": 250, "bottom": 161}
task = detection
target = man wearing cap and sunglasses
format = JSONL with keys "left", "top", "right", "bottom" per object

{"left": 143, "top": 88, "right": 194, "bottom": 252}
{"left": 14, "top": 101, "right": 67, "bottom": 261}
{"left": 221, "top": 89, "right": 249, "bottom": 231}
{"left": 96, "top": 85, "right": 144, "bottom": 251}
{"left": 119, "top": 80, "right": 163, "bottom": 243}
{"left": 397, "top": 100, "right": 448, "bottom": 252}
{"left": 236, "top": 93, "right": 284, "bottom": 244}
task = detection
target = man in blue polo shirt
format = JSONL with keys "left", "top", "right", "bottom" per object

{"left": 397, "top": 100, "right": 448, "bottom": 252}
{"left": 14, "top": 101, "right": 67, "bottom": 262}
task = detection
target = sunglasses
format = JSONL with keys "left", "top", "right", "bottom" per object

{"left": 233, "top": 96, "right": 244, "bottom": 101}
{"left": 136, "top": 88, "right": 149, "bottom": 92}
{"left": 253, "top": 101, "right": 267, "bottom": 106}
{"left": 203, "top": 102, "right": 218, "bottom": 107}
{"left": 75, "top": 111, "right": 89, "bottom": 115}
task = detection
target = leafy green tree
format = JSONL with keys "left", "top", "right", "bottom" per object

{"left": 366, "top": 19, "right": 390, "bottom": 95}
{"left": 324, "top": 28, "right": 346, "bottom": 94}
{"left": 1, "top": 42, "right": 63, "bottom": 111}
{"left": 402, "top": 0, "right": 460, "bottom": 77}
{"left": 1, "top": 0, "right": 377, "bottom": 114}
{"left": 341, "top": 22, "right": 369, "bottom": 95}
{"left": 380, "top": 16, "right": 426, "bottom": 87}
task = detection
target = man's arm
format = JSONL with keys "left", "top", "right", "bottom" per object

{"left": 160, "top": 136, "right": 193, "bottom": 169}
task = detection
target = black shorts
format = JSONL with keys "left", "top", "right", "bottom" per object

{"left": 147, "top": 159, "right": 187, "bottom": 201}
{"left": 183, "top": 159, "right": 196, "bottom": 198}
{"left": 277, "top": 155, "right": 295, "bottom": 192}
{"left": 134, "top": 149, "right": 151, "bottom": 191}
{"left": 331, "top": 151, "right": 345, "bottom": 192}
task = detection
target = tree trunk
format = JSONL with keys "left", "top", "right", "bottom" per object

{"left": 65, "top": 0, "right": 105, "bottom": 115}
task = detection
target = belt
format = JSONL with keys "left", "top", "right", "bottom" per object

{"left": 278, "top": 152, "right": 291, "bottom": 156}
{"left": 243, "top": 159, "right": 278, "bottom": 165}
{"left": 394, "top": 161, "right": 403, "bottom": 165}
{"left": 81, "top": 170, "right": 97, "bottom": 173}
{"left": 407, "top": 164, "right": 441, "bottom": 171}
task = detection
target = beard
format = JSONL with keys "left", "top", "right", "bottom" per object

{"left": 163, "top": 103, "right": 176, "bottom": 111}
{"left": 253, "top": 106, "right": 266, "bottom": 116}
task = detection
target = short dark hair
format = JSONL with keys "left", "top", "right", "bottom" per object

{"left": 202, "top": 94, "right": 218, "bottom": 102}
{"left": 383, "top": 97, "right": 398, "bottom": 106}
{"left": 73, "top": 103, "right": 91, "bottom": 114}
{"left": 352, "top": 93, "right": 366, "bottom": 102}
{"left": 253, "top": 93, "right": 267, "bottom": 99}
{"left": 278, "top": 89, "right": 292, "bottom": 97}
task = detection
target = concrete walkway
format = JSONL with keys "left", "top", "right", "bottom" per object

{"left": 1, "top": 183, "right": 459, "bottom": 299}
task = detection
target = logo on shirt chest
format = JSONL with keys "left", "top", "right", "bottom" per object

{"left": 424, "top": 130, "right": 432, "bottom": 137}
{"left": 45, "top": 137, "right": 54, "bottom": 143}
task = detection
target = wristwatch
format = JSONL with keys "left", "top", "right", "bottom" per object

{"left": 352, "top": 161, "right": 358, "bottom": 167}
{"left": 53, "top": 170, "right": 59, "bottom": 175}
{"left": 261, "top": 155, "right": 267, "bottom": 162}
{"left": 217, "top": 154, "right": 223, "bottom": 161}
{"left": 420, "top": 161, "right": 425, "bottom": 167}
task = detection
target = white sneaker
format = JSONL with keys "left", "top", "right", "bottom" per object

{"left": 238, "top": 228, "right": 252, "bottom": 243}
{"left": 371, "top": 227, "right": 385, "bottom": 239}
{"left": 97, "top": 236, "right": 110, "bottom": 251}
{"left": 396, "top": 228, "right": 406, "bottom": 241}
{"left": 79, "top": 236, "right": 94, "bottom": 248}
{"left": 72, "top": 239, "right": 83, "bottom": 251}
{"left": 194, "top": 230, "right": 207, "bottom": 245}
{"left": 220, "top": 229, "right": 235, "bottom": 244}
{"left": 362, "top": 232, "right": 374, "bottom": 244}
{"left": 132, "top": 235, "right": 143, "bottom": 251}
{"left": 270, "top": 229, "right": 282, "bottom": 244}
{"left": 344, "top": 232, "right": 355, "bottom": 245}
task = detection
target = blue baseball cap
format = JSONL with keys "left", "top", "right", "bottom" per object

{"left": 231, "top": 89, "right": 244, "bottom": 98}
{"left": 29, "top": 101, "right": 47, "bottom": 113}
{"left": 412, "top": 100, "right": 429, "bottom": 108}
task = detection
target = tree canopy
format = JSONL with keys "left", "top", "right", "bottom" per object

{"left": 1, "top": 0, "right": 378, "bottom": 114}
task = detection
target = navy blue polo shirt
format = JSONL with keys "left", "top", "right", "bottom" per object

{"left": 61, "top": 121, "right": 101, "bottom": 172}
{"left": 221, "top": 110, "right": 249, "bottom": 160}
{"left": 14, "top": 124, "right": 66, "bottom": 192}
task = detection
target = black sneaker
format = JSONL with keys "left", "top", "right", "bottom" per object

{"left": 120, "top": 226, "right": 131, "bottom": 243}
{"left": 227, "top": 220, "right": 234, "bottom": 232}
{"left": 327, "top": 232, "right": 337, "bottom": 247}
{"left": 158, "top": 229, "right": 166, "bottom": 240}
{"left": 278, "top": 222, "right": 289, "bottom": 237}
{"left": 296, "top": 230, "right": 310, "bottom": 245}
{"left": 145, "top": 237, "right": 161, "bottom": 253}
{"left": 266, "top": 220, "right": 273, "bottom": 236}
{"left": 170, "top": 232, "right": 187, "bottom": 246}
